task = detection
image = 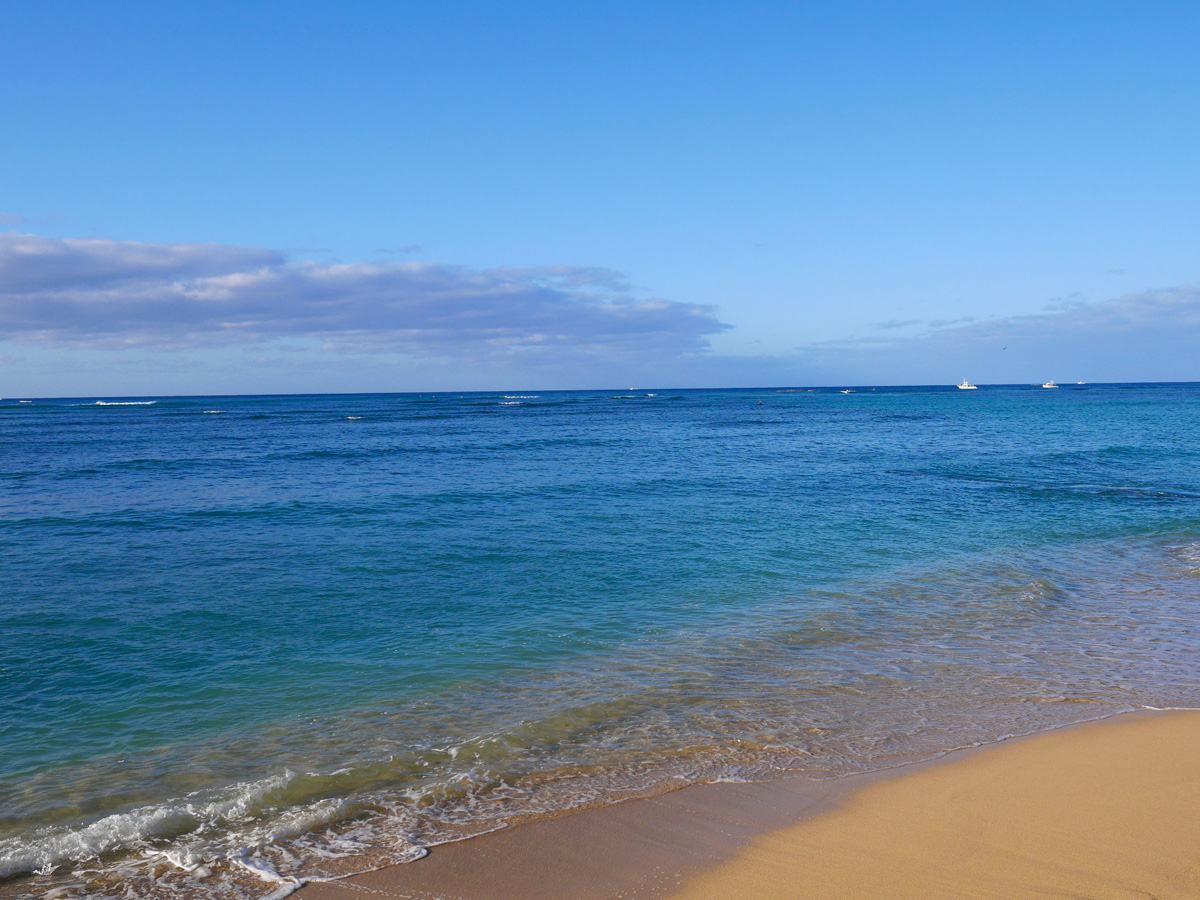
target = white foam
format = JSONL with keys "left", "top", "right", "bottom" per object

{"left": 231, "top": 852, "right": 293, "bottom": 883}
{"left": 93, "top": 400, "right": 157, "bottom": 406}
{"left": 159, "top": 847, "right": 206, "bottom": 872}
{"left": 0, "top": 771, "right": 296, "bottom": 879}
{"left": 231, "top": 853, "right": 305, "bottom": 898}
{"left": 499, "top": 402, "right": 522, "bottom": 406}
{"left": 1170, "top": 541, "right": 1200, "bottom": 573}
{"left": 346, "top": 416, "right": 363, "bottom": 421}
{"left": 261, "top": 883, "right": 303, "bottom": 900}
{"left": 502, "top": 395, "right": 540, "bottom": 399}
{"left": 0, "top": 804, "right": 192, "bottom": 878}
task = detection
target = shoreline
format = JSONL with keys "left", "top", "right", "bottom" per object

{"left": 297, "top": 707, "right": 1200, "bottom": 900}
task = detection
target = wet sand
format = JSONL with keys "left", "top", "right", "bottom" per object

{"left": 295, "top": 771, "right": 883, "bottom": 900}
{"left": 298, "top": 709, "right": 1200, "bottom": 900}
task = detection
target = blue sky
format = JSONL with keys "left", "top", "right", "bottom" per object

{"left": 2, "top": 1, "right": 1198, "bottom": 394}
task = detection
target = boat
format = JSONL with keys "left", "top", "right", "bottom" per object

{"left": 1042, "top": 381, "right": 1059, "bottom": 389}
{"left": 839, "top": 389, "right": 854, "bottom": 394}
{"left": 957, "top": 380, "right": 978, "bottom": 390}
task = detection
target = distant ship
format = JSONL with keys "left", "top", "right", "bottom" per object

{"left": 957, "top": 380, "right": 978, "bottom": 390}
{"left": 1042, "top": 381, "right": 1059, "bottom": 389}
{"left": 840, "top": 389, "right": 854, "bottom": 394}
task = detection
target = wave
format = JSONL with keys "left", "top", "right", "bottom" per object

{"left": 92, "top": 401, "right": 158, "bottom": 406}
{"left": 0, "top": 772, "right": 294, "bottom": 879}
{"left": 937, "top": 472, "right": 1200, "bottom": 502}
{"left": 0, "top": 770, "right": 425, "bottom": 888}
{"left": 1170, "top": 540, "right": 1200, "bottom": 573}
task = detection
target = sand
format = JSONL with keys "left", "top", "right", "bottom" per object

{"left": 299, "top": 709, "right": 1200, "bottom": 900}
{"left": 295, "top": 773, "right": 874, "bottom": 900}
{"left": 669, "top": 709, "right": 1200, "bottom": 900}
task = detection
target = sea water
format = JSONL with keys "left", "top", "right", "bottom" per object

{"left": 2, "top": 385, "right": 1199, "bottom": 897}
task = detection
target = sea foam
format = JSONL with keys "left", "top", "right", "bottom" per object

{"left": 0, "top": 772, "right": 301, "bottom": 879}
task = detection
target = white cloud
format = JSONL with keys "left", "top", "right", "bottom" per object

{"left": 0, "top": 233, "right": 728, "bottom": 363}
{"left": 789, "top": 286, "right": 1200, "bottom": 384}
{"left": 2, "top": 231, "right": 1196, "bottom": 392}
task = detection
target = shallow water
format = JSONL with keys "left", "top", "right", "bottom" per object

{"left": 2, "top": 385, "right": 1199, "bottom": 897}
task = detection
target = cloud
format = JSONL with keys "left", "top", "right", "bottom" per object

{"left": 790, "top": 285, "right": 1200, "bottom": 384}
{"left": 0, "top": 212, "right": 27, "bottom": 226}
{"left": 0, "top": 233, "right": 728, "bottom": 362}
{"left": 940, "top": 286, "right": 1200, "bottom": 342}
{"left": 0, "top": 234, "right": 282, "bottom": 295}
{"left": 3, "top": 231, "right": 1195, "bottom": 394}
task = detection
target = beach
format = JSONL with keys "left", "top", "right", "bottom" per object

{"left": 299, "top": 709, "right": 1200, "bottom": 900}
{"left": 4, "top": 387, "right": 1200, "bottom": 899}
{"left": 8, "top": 1, "right": 1200, "bottom": 895}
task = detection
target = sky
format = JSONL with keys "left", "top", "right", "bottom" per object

{"left": 2, "top": 1, "right": 1198, "bottom": 394}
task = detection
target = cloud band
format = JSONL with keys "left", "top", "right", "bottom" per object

{"left": 0, "top": 234, "right": 728, "bottom": 359}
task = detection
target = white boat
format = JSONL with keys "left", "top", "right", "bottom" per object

{"left": 839, "top": 389, "right": 854, "bottom": 394}
{"left": 957, "top": 380, "right": 978, "bottom": 390}
{"left": 1042, "top": 381, "right": 1059, "bottom": 389}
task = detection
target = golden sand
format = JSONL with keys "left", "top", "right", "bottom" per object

{"left": 669, "top": 710, "right": 1200, "bottom": 900}
{"left": 300, "top": 710, "right": 1200, "bottom": 900}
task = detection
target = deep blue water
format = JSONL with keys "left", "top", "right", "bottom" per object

{"left": 2, "top": 385, "right": 1199, "bottom": 897}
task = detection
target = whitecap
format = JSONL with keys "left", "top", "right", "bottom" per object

{"left": 0, "top": 770, "right": 296, "bottom": 879}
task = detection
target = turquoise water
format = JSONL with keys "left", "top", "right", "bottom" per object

{"left": 3, "top": 385, "right": 1200, "bottom": 897}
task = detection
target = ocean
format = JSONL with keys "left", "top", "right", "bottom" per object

{"left": 3, "top": 384, "right": 1199, "bottom": 898}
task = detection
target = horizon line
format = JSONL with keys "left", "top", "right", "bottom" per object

{"left": 4, "top": 381, "right": 1199, "bottom": 402}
